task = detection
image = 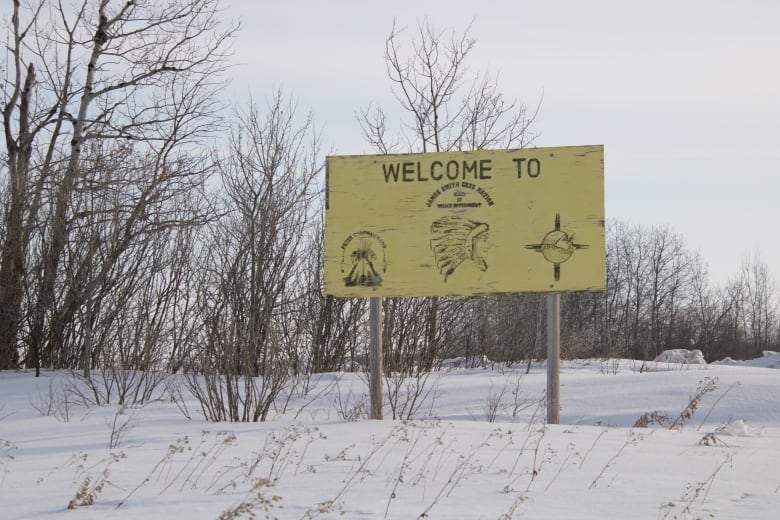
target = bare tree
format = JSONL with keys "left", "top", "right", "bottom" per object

{"left": 432, "top": 294, "right": 546, "bottom": 367}
{"left": 360, "top": 19, "right": 539, "bottom": 154}
{"left": 687, "top": 258, "right": 733, "bottom": 361}
{"left": 644, "top": 225, "right": 693, "bottom": 357}
{"left": 729, "top": 251, "right": 779, "bottom": 358}
{"left": 599, "top": 221, "right": 708, "bottom": 360}
{"left": 357, "top": 19, "right": 539, "bottom": 389}
{"left": 560, "top": 291, "right": 603, "bottom": 359}
{"left": 187, "top": 91, "right": 321, "bottom": 421}
{"left": 0, "top": 0, "right": 236, "bottom": 372}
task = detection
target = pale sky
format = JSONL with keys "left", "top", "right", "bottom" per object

{"left": 226, "top": 0, "right": 780, "bottom": 286}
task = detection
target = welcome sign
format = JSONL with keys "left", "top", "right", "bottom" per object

{"left": 324, "top": 145, "right": 605, "bottom": 297}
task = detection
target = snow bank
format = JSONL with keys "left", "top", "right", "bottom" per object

{"left": 653, "top": 348, "right": 706, "bottom": 365}
{"left": 3, "top": 355, "right": 780, "bottom": 519}
{"left": 719, "top": 419, "right": 756, "bottom": 437}
{"left": 713, "top": 350, "right": 780, "bottom": 369}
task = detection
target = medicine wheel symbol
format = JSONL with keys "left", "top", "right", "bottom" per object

{"left": 525, "top": 213, "right": 588, "bottom": 281}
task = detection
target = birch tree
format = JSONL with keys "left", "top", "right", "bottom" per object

{"left": 0, "top": 0, "right": 236, "bottom": 371}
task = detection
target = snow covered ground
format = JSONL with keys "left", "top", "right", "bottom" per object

{"left": 1, "top": 352, "right": 779, "bottom": 519}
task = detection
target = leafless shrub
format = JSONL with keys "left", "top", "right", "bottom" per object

{"left": 361, "top": 19, "right": 538, "bottom": 154}
{"left": 106, "top": 404, "right": 140, "bottom": 449}
{"left": 273, "top": 373, "right": 312, "bottom": 417}
{"left": 255, "top": 426, "right": 310, "bottom": 486}
{"left": 578, "top": 428, "right": 607, "bottom": 470}
{"left": 504, "top": 373, "right": 533, "bottom": 422}
{"left": 184, "top": 89, "right": 318, "bottom": 423}
{"left": 659, "top": 454, "right": 733, "bottom": 519}
{"left": 119, "top": 431, "right": 252, "bottom": 509}
{"left": 698, "top": 432, "right": 729, "bottom": 447}
{"left": 633, "top": 377, "right": 720, "bottom": 431}
{"left": 126, "top": 426, "right": 327, "bottom": 513}
{"left": 168, "top": 432, "right": 239, "bottom": 493}
{"left": 66, "top": 369, "right": 168, "bottom": 407}
{"left": 499, "top": 493, "right": 529, "bottom": 519}
{"left": 379, "top": 296, "right": 446, "bottom": 420}
{"left": 525, "top": 394, "right": 547, "bottom": 431}
{"left": 164, "top": 377, "right": 192, "bottom": 420}
{"left": 277, "top": 373, "right": 343, "bottom": 421}
{"left": 377, "top": 420, "right": 459, "bottom": 518}
{"left": 589, "top": 431, "right": 642, "bottom": 489}
{"left": 475, "top": 374, "right": 532, "bottom": 423}
{"left": 1, "top": 438, "right": 18, "bottom": 487}
{"left": 629, "top": 360, "right": 653, "bottom": 373}
{"left": 482, "top": 382, "right": 507, "bottom": 423}
{"left": 524, "top": 430, "right": 556, "bottom": 492}
{"left": 696, "top": 381, "right": 740, "bottom": 430}
{"left": 599, "top": 358, "right": 622, "bottom": 375}
{"left": 117, "top": 437, "right": 190, "bottom": 508}
{"left": 544, "top": 442, "right": 581, "bottom": 492}
{"left": 0, "top": 404, "right": 11, "bottom": 422}
{"left": 670, "top": 377, "right": 719, "bottom": 430}
{"left": 217, "top": 478, "right": 283, "bottom": 520}
{"left": 385, "top": 423, "right": 426, "bottom": 518}
{"left": 68, "top": 477, "right": 99, "bottom": 510}
{"left": 385, "top": 369, "right": 442, "bottom": 421}
{"left": 185, "top": 369, "right": 289, "bottom": 423}
{"left": 302, "top": 424, "right": 407, "bottom": 519}
{"left": 29, "top": 378, "right": 73, "bottom": 422}
{"left": 633, "top": 410, "right": 671, "bottom": 429}
{"left": 417, "top": 428, "right": 502, "bottom": 518}
{"left": 333, "top": 384, "right": 368, "bottom": 422}
{"left": 504, "top": 424, "right": 547, "bottom": 492}
{"left": 67, "top": 452, "right": 125, "bottom": 509}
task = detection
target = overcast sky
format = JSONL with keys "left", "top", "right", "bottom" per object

{"left": 225, "top": 0, "right": 780, "bottom": 286}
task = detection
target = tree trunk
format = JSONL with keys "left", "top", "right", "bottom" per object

{"left": 0, "top": 62, "right": 36, "bottom": 369}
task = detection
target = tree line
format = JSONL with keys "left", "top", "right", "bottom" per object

{"left": 2, "top": 2, "right": 777, "bottom": 406}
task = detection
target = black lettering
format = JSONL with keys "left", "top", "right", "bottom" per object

{"left": 446, "top": 160, "right": 459, "bottom": 180}
{"left": 416, "top": 161, "right": 428, "bottom": 181}
{"left": 431, "top": 161, "right": 443, "bottom": 181}
{"left": 513, "top": 158, "right": 526, "bottom": 178}
{"left": 476, "top": 187, "right": 495, "bottom": 206}
{"left": 385, "top": 159, "right": 496, "bottom": 182}
{"left": 479, "top": 159, "right": 492, "bottom": 179}
{"left": 528, "top": 158, "right": 541, "bottom": 178}
{"left": 402, "top": 162, "right": 415, "bottom": 182}
{"left": 513, "top": 157, "right": 541, "bottom": 178}
{"left": 382, "top": 163, "right": 401, "bottom": 182}
{"left": 463, "top": 160, "right": 478, "bottom": 179}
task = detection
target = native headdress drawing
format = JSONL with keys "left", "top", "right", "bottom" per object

{"left": 430, "top": 216, "right": 489, "bottom": 282}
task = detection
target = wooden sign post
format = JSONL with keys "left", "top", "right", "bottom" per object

{"left": 369, "top": 297, "right": 383, "bottom": 419}
{"left": 547, "top": 293, "right": 561, "bottom": 424}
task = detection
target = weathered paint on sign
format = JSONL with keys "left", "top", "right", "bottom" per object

{"left": 324, "top": 145, "right": 605, "bottom": 297}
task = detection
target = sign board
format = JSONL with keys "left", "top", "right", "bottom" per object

{"left": 324, "top": 145, "right": 604, "bottom": 297}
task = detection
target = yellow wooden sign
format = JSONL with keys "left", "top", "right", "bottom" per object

{"left": 324, "top": 145, "right": 604, "bottom": 297}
